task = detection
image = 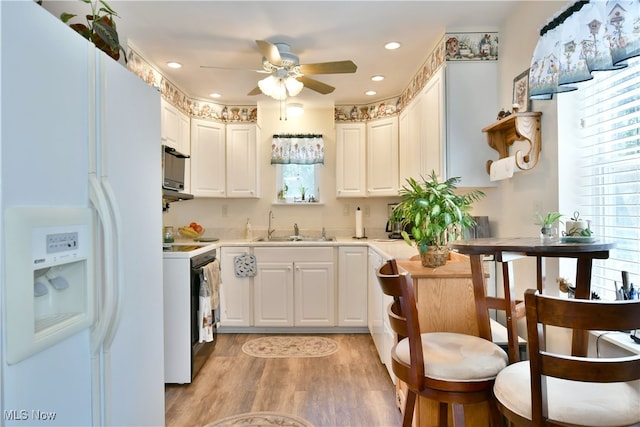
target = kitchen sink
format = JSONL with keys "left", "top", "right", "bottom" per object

{"left": 253, "top": 235, "right": 336, "bottom": 242}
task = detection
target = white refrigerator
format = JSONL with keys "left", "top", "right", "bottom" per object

{"left": 1, "top": 2, "right": 165, "bottom": 426}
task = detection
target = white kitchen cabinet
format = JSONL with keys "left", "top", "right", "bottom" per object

{"left": 219, "top": 247, "right": 252, "bottom": 327}
{"left": 294, "top": 261, "right": 335, "bottom": 326}
{"left": 336, "top": 122, "right": 366, "bottom": 197}
{"left": 190, "top": 120, "right": 258, "bottom": 198}
{"left": 338, "top": 246, "right": 368, "bottom": 327}
{"left": 161, "top": 99, "right": 190, "bottom": 155}
{"left": 366, "top": 116, "right": 399, "bottom": 196}
{"left": 254, "top": 261, "right": 294, "bottom": 326}
{"left": 190, "top": 118, "right": 226, "bottom": 197}
{"left": 367, "top": 248, "right": 385, "bottom": 362}
{"left": 445, "top": 61, "right": 498, "bottom": 187}
{"left": 226, "top": 123, "right": 258, "bottom": 198}
{"left": 253, "top": 247, "right": 335, "bottom": 327}
{"left": 422, "top": 67, "right": 445, "bottom": 180}
{"left": 399, "top": 66, "right": 446, "bottom": 184}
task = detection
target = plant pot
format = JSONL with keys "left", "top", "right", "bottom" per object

{"left": 419, "top": 246, "right": 449, "bottom": 268}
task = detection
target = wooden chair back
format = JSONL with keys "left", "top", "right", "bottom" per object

{"left": 524, "top": 289, "right": 640, "bottom": 425}
{"left": 376, "top": 259, "right": 425, "bottom": 389}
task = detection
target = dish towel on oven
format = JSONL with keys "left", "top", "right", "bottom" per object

{"left": 203, "top": 259, "right": 220, "bottom": 309}
{"left": 234, "top": 253, "right": 257, "bottom": 278}
{"left": 198, "top": 274, "right": 213, "bottom": 343}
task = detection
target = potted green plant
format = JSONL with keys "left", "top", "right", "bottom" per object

{"left": 536, "top": 211, "right": 563, "bottom": 243}
{"left": 58, "top": 0, "right": 125, "bottom": 62}
{"left": 395, "top": 171, "right": 485, "bottom": 267}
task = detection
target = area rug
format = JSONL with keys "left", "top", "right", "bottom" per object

{"left": 241, "top": 336, "right": 338, "bottom": 358}
{"left": 204, "top": 411, "right": 313, "bottom": 427}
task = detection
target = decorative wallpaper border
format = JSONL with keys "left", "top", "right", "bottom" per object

{"left": 334, "top": 34, "right": 446, "bottom": 122}
{"left": 126, "top": 33, "right": 480, "bottom": 124}
{"left": 126, "top": 48, "right": 257, "bottom": 123}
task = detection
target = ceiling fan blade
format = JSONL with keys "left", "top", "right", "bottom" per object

{"left": 255, "top": 40, "right": 283, "bottom": 67}
{"left": 299, "top": 60, "right": 357, "bottom": 75}
{"left": 200, "top": 65, "right": 269, "bottom": 73}
{"left": 297, "top": 76, "right": 335, "bottom": 95}
{"left": 247, "top": 86, "right": 262, "bottom": 96}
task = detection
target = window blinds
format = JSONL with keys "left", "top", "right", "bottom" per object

{"left": 578, "top": 59, "right": 640, "bottom": 298}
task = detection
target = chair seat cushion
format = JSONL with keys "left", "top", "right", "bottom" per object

{"left": 394, "top": 332, "right": 508, "bottom": 382}
{"left": 494, "top": 361, "right": 640, "bottom": 426}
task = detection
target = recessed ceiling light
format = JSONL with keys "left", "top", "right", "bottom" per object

{"left": 287, "top": 103, "right": 304, "bottom": 117}
{"left": 371, "top": 75, "right": 385, "bottom": 82}
{"left": 209, "top": 92, "right": 222, "bottom": 98}
{"left": 384, "top": 41, "right": 401, "bottom": 50}
{"left": 167, "top": 61, "right": 182, "bottom": 69}
{"left": 365, "top": 90, "right": 377, "bottom": 96}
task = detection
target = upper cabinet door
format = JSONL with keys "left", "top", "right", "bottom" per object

{"left": 336, "top": 123, "right": 366, "bottom": 197}
{"left": 190, "top": 118, "right": 226, "bottom": 197}
{"left": 421, "top": 67, "right": 445, "bottom": 180}
{"left": 161, "top": 99, "right": 190, "bottom": 155}
{"left": 226, "top": 123, "right": 258, "bottom": 198}
{"left": 367, "top": 117, "right": 399, "bottom": 197}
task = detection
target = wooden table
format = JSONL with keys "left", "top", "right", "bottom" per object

{"left": 451, "top": 237, "right": 615, "bottom": 360}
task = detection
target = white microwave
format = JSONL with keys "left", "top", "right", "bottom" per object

{"left": 162, "top": 146, "right": 189, "bottom": 191}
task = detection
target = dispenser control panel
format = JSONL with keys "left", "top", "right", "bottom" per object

{"left": 4, "top": 207, "right": 94, "bottom": 364}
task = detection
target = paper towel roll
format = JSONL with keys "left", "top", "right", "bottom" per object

{"left": 490, "top": 156, "right": 516, "bottom": 181}
{"left": 355, "top": 207, "right": 364, "bottom": 238}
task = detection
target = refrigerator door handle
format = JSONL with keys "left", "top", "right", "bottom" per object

{"left": 100, "top": 178, "right": 124, "bottom": 349}
{"left": 88, "top": 174, "right": 117, "bottom": 353}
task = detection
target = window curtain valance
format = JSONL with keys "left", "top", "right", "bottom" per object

{"left": 530, "top": 0, "right": 640, "bottom": 99}
{"left": 270, "top": 134, "right": 324, "bottom": 165}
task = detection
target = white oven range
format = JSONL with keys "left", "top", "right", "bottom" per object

{"left": 163, "top": 244, "right": 219, "bottom": 383}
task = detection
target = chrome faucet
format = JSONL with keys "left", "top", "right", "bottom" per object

{"left": 294, "top": 223, "right": 299, "bottom": 236}
{"left": 267, "top": 210, "right": 275, "bottom": 240}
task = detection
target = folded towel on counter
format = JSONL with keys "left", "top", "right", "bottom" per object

{"left": 203, "top": 259, "right": 220, "bottom": 309}
{"left": 234, "top": 253, "right": 257, "bottom": 278}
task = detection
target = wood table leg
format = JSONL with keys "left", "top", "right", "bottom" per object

{"left": 571, "top": 256, "right": 594, "bottom": 356}
{"left": 500, "top": 260, "right": 520, "bottom": 363}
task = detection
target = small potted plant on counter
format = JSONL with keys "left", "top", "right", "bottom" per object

{"left": 395, "top": 171, "right": 485, "bottom": 267}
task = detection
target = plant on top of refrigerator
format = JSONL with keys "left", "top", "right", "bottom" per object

{"left": 57, "top": 0, "right": 125, "bottom": 62}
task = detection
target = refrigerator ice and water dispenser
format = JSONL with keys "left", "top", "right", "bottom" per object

{"left": 4, "top": 207, "right": 94, "bottom": 364}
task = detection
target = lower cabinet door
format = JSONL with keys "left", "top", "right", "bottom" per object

{"left": 254, "top": 262, "right": 294, "bottom": 327}
{"left": 219, "top": 247, "right": 252, "bottom": 327}
{"left": 294, "top": 262, "right": 335, "bottom": 327}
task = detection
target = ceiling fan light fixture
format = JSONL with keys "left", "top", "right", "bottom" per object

{"left": 258, "top": 75, "right": 284, "bottom": 100}
{"left": 285, "top": 77, "right": 303, "bottom": 97}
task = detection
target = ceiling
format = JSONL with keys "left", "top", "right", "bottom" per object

{"left": 42, "top": 1, "right": 521, "bottom": 107}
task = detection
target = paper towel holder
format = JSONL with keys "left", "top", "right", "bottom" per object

{"left": 482, "top": 112, "right": 542, "bottom": 175}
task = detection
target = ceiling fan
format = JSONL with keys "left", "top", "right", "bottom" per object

{"left": 201, "top": 40, "right": 357, "bottom": 99}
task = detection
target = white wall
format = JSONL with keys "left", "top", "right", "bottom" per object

{"left": 488, "top": 0, "right": 573, "bottom": 351}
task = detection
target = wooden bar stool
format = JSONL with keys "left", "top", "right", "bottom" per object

{"left": 376, "top": 259, "right": 509, "bottom": 427}
{"left": 494, "top": 289, "right": 640, "bottom": 426}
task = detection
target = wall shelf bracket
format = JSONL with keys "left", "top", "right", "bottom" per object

{"left": 482, "top": 112, "right": 542, "bottom": 174}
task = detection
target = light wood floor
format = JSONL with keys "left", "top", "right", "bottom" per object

{"left": 165, "top": 333, "right": 403, "bottom": 427}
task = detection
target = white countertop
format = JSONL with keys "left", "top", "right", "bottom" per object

{"left": 162, "top": 237, "right": 420, "bottom": 261}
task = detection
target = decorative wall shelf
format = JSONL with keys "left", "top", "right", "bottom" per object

{"left": 482, "top": 112, "right": 542, "bottom": 174}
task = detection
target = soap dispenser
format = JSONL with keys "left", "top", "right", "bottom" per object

{"left": 245, "top": 218, "right": 253, "bottom": 240}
